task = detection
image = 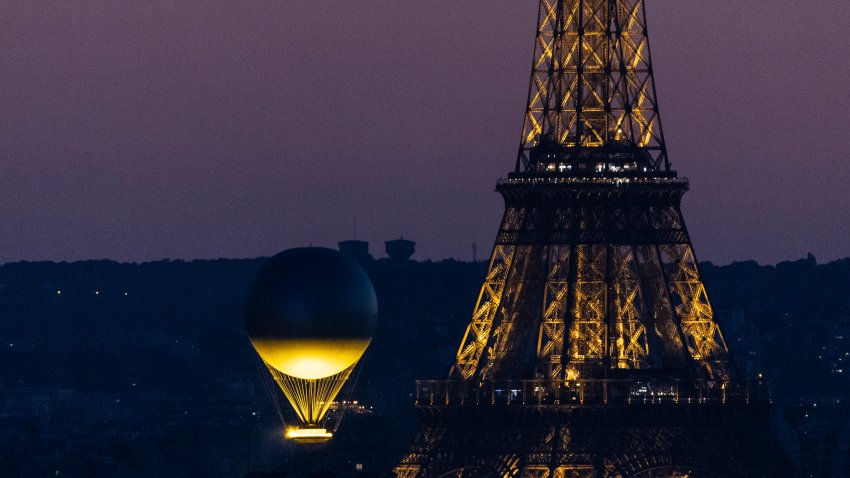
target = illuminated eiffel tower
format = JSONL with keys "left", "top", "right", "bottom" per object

{"left": 396, "top": 1, "right": 794, "bottom": 477}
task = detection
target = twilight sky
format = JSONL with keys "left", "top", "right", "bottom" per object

{"left": 1, "top": 1, "right": 849, "bottom": 264}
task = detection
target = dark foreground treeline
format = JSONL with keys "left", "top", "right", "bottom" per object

{"left": 0, "top": 255, "right": 849, "bottom": 477}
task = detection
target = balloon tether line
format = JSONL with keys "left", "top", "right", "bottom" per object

{"left": 256, "top": 357, "right": 287, "bottom": 427}
{"left": 331, "top": 354, "right": 366, "bottom": 433}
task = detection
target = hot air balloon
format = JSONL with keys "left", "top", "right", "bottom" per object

{"left": 245, "top": 247, "right": 377, "bottom": 441}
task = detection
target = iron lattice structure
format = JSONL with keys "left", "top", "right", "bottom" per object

{"left": 396, "top": 1, "right": 797, "bottom": 476}
{"left": 450, "top": 184, "right": 734, "bottom": 384}
{"left": 517, "top": 0, "right": 668, "bottom": 173}
{"left": 396, "top": 405, "right": 789, "bottom": 478}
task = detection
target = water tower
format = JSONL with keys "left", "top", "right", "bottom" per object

{"left": 385, "top": 237, "right": 415, "bottom": 261}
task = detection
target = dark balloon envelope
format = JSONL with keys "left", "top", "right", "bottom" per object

{"left": 245, "top": 247, "right": 377, "bottom": 344}
{"left": 245, "top": 247, "right": 377, "bottom": 380}
{"left": 244, "top": 247, "right": 377, "bottom": 430}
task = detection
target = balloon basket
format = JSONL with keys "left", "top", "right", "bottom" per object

{"left": 285, "top": 426, "right": 333, "bottom": 443}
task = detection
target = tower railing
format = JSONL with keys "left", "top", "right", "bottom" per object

{"left": 497, "top": 176, "right": 688, "bottom": 186}
{"left": 415, "top": 378, "right": 768, "bottom": 408}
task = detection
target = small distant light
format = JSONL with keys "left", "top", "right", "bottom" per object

{"left": 95, "top": 291, "right": 100, "bottom": 295}
{"left": 355, "top": 463, "right": 363, "bottom": 472}
{"left": 251, "top": 412, "right": 256, "bottom": 416}
{"left": 8, "top": 343, "right": 13, "bottom": 348}
{"left": 124, "top": 292, "right": 128, "bottom": 296}
{"left": 56, "top": 290, "right": 62, "bottom": 295}
{"left": 132, "top": 383, "right": 137, "bottom": 387}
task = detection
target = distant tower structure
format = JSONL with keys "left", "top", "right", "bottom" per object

{"left": 338, "top": 240, "right": 373, "bottom": 264}
{"left": 396, "top": 1, "right": 794, "bottom": 477}
{"left": 385, "top": 237, "right": 416, "bottom": 261}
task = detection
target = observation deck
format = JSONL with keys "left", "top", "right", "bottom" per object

{"left": 496, "top": 174, "right": 689, "bottom": 207}
{"left": 415, "top": 378, "right": 768, "bottom": 409}
{"left": 498, "top": 174, "right": 688, "bottom": 192}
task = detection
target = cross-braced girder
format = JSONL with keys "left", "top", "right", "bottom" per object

{"left": 518, "top": 0, "right": 668, "bottom": 172}
{"left": 449, "top": 186, "right": 734, "bottom": 383}
{"left": 395, "top": 407, "right": 793, "bottom": 477}
{"left": 396, "top": 0, "right": 792, "bottom": 475}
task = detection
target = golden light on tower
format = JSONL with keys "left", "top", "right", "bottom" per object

{"left": 245, "top": 248, "right": 377, "bottom": 441}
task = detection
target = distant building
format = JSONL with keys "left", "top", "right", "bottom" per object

{"left": 385, "top": 237, "right": 415, "bottom": 261}
{"left": 338, "top": 240, "right": 373, "bottom": 263}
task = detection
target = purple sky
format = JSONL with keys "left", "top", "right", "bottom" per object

{"left": 2, "top": 1, "right": 849, "bottom": 264}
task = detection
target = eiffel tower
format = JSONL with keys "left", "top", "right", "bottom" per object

{"left": 396, "top": 1, "right": 794, "bottom": 477}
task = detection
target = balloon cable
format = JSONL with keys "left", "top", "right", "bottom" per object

{"left": 256, "top": 357, "right": 286, "bottom": 427}
{"left": 331, "top": 360, "right": 365, "bottom": 433}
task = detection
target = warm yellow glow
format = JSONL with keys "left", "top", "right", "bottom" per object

{"left": 251, "top": 337, "right": 371, "bottom": 379}
{"left": 285, "top": 427, "right": 333, "bottom": 440}
{"left": 269, "top": 365, "right": 354, "bottom": 425}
